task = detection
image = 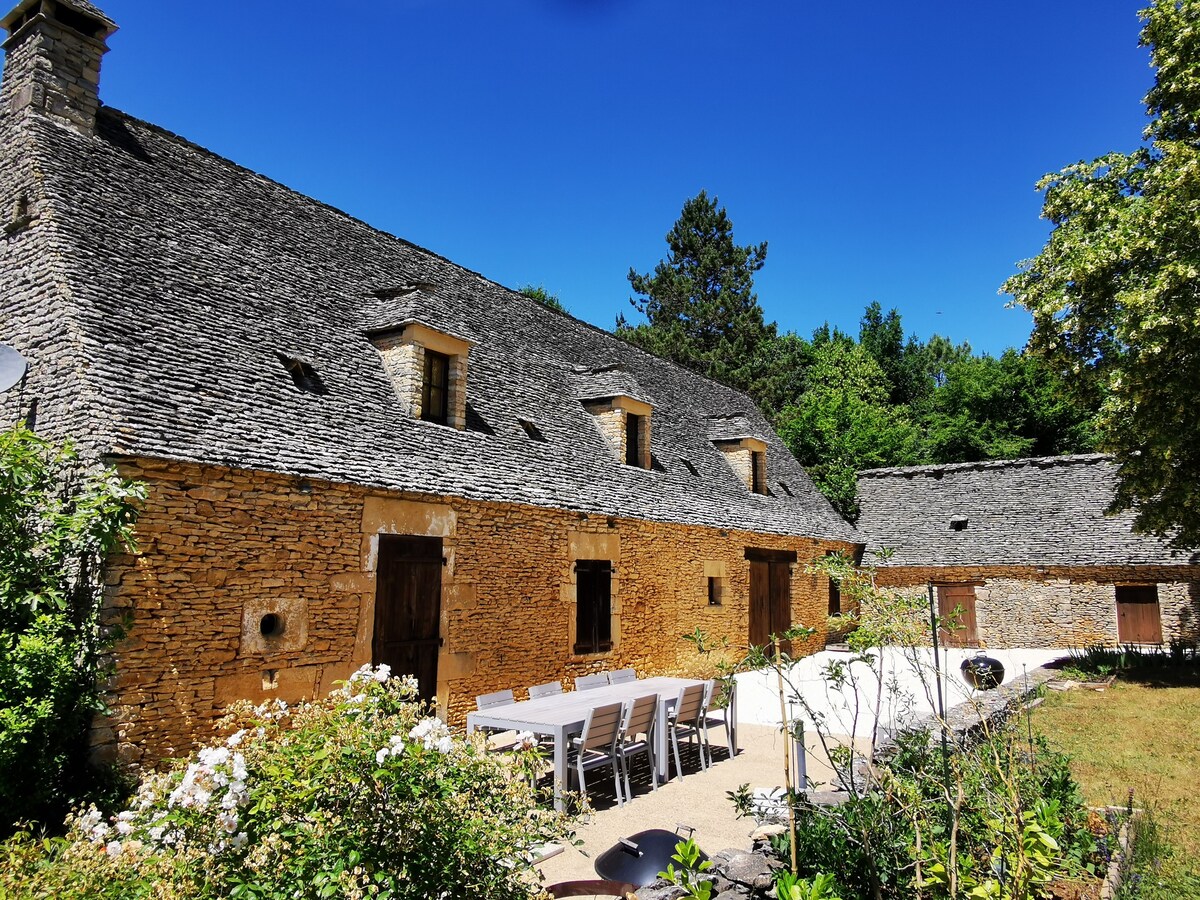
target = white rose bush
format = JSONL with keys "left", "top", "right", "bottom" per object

{"left": 1, "top": 665, "right": 570, "bottom": 899}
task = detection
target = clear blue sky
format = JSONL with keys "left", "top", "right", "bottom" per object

{"left": 91, "top": 1, "right": 1152, "bottom": 356}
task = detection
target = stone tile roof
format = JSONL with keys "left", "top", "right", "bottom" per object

{"left": 16, "top": 107, "right": 855, "bottom": 542}
{"left": 567, "top": 365, "right": 651, "bottom": 405}
{"left": 705, "top": 414, "right": 764, "bottom": 443}
{"left": 856, "top": 455, "right": 1194, "bottom": 567}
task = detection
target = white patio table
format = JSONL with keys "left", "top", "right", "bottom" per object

{"left": 465, "top": 675, "right": 705, "bottom": 811}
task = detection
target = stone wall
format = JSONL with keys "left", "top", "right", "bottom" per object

{"left": 875, "top": 565, "right": 1200, "bottom": 647}
{"left": 100, "top": 456, "right": 850, "bottom": 765}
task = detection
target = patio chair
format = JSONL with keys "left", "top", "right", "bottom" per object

{"left": 475, "top": 689, "right": 517, "bottom": 751}
{"left": 666, "top": 683, "right": 709, "bottom": 779}
{"left": 528, "top": 680, "right": 563, "bottom": 700}
{"left": 615, "top": 693, "right": 658, "bottom": 801}
{"left": 700, "top": 678, "right": 737, "bottom": 759}
{"left": 575, "top": 672, "right": 610, "bottom": 691}
{"left": 476, "top": 688, "right": 515, "bottom": 711}
{"left": 568, "top": 701, "right": 626, "bottom": 806}
{"left": 608, "top": 668, "right": 637, "bottom": 684}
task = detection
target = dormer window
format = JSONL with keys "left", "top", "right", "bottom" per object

{"left": 714, "top": 437, "right": 769, "bottom": 494}
{"left": 569, "top": 365, "right": 653, "bottom": 469}
{"left": 581, "top": 396, "right": 652, "bottom": 468}
{"left": 368, "top": 320, "right": 473, "bottom": 430}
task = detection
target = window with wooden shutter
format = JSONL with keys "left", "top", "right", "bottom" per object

{"left": 421, "top": 349, "right": 450, "bottom": 425}
{"left": 751, "top": 450, "right": 766, "bottom": 494}
{"left": 625, "top": 413, "right": 642, "bottom": 466}
{"left": 574, "top": 560, "right": 613, "bottom": 654}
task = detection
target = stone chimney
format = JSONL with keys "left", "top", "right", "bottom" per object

{"left": 1, "top": 0, "right": 116, "bottom": 134}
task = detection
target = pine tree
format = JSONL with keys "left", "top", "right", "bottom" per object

{"left": 617, "top": 191, "right": 774, "bottom": 391}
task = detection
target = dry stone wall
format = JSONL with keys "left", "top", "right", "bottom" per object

{"left": 100, "top": 456, "right": 849, "bottom": 765}
{"left": 875, "top": 565, "right": 1200, "bottom": 647}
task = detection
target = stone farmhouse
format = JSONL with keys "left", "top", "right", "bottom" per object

{"left": 0, "top": 0, "right": 859, "bottom": 763}
{"left": 856, "top": 455, "right": 1200, "bottom": 649}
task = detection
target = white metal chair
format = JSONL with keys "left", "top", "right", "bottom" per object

{"left": 475, "top": 689, "right": 517, "bottom": 751}
{"left": 575, "top": 672, "right": 610, "bottom": 691}
{"left": 700, "top": 678, "right": 737, "bottom": 758}
{"left": 615, "top": 693, "right": 658, "bottom": 801}
{"left": 667, "top": 683, "right": 709, "bottom": 779}
{"left": 476, "top": 688, "right": 515, "bottom": 711}
{"left": 569, "top": 701, "right": 626, "bottom": 806}
{"left": 528, "top": 680, "right": 563, "bottom": 700}
{"left": 608, "top": 668, "right": 636, "bottom": 684}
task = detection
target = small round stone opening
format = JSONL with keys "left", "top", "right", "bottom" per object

{"left": 260, "top": 613, "right": 285, "bottom": 638}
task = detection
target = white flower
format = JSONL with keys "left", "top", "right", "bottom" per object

{"left": 435, "top": 735, "right": 454, "bottom": 754}
{"left": 218, "top": 811, "right": 239, "bottom": 834}
{"left": 230, "top": 753, "right": 248, "bottom": 782}
{"left": 231, "top": 831, "right": 248, "bottom": 850}
{"left": 105, "top": 840, "right": 123, "bottom": 855}
{"left": 226, "top": 729, "right": 246, "bottom": 748}
{"left": 199, "top": 746, "right": 230, "bottom": 768}
{"left": 373, "top": 664, "right": 391, "bottom": 683}
{"left": 375, "top": 747, "right": 389, "bottom": 765}
{"left": 115, "top": 819, "right": 133, "bottom": 836}
{"left": 513, "top": 731, "right": 539, "bottom": 752}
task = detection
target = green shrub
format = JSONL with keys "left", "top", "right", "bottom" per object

{"left": 0, "top": 425, "right": 143, "bottom": 832}
{"left": 0, "top": 665, "right": 572, "bottom": 899}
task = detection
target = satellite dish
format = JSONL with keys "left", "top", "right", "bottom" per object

{"left": 0, "top": 344, "right": 29, "bottom": 393}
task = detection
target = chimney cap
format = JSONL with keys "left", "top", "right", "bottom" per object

{"left": 2, "top": 0, "right": 117, "bottom": 40}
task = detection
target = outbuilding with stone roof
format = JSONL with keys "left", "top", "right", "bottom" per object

{"left": 856, "top": 455, "right": 1200, "bottom": 648}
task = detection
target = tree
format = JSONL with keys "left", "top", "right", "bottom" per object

{"left": 917, "top": 351, "right": 1098, "bottom": 464}
{"left": 0, "top": 426, "right": 143, "bottom": 831}
{"left": 517, "top": 283, "right": 567, "bottom": 314}
{"left": 617, "top": 190, "right": 775, "bottom": 391}
{"left": 1003, "top": 0, "right": 1200, "bottom": 547}
{"left": 775, "top": 340, "right": 920, "bottom": 520}
{"left": 857, "top": 301, "right": 929, "bottom": 407}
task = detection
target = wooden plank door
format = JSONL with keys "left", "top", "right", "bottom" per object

{"left": 936, "top": 584, "right": 979, "bottom": 648}
{"left": 769, "top": 560, "right": 793, "bottom": 655}
{"left": 749, "top": 560, "right": 772, "bottom": 649}
{"left": 749, "top": 556, "right": 793, "bottom": 654}
{"left": 1116, "top": 585, "right": 1162, "bottom": 644}
{"left": 374, "top": 535, "right": 442, "bottom": 703}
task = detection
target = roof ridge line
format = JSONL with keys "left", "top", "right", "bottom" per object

{"left": 857, "top": 453, "right": 1111, "bottom": 479}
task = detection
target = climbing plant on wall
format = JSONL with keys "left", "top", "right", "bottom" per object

{"left": 0, "top": 425, "right": 144, "bottom": 832}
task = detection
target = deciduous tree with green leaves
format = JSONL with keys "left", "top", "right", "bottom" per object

{"left": 617, "top": 190, "right": 775, "bottom": 391}
{"left": 0, "top": 425, "right": 143, "bottom": 832}
{"left": 774, "top": 339, "right": 920, "bottom": 520}
{"left": 1003, "top": 0, "right": 1200, "bottom": 548}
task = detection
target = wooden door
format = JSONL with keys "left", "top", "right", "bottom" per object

{"left": 1116, "top": 585, "right": 1162, "bottom": 644}
{"left": 748, "top": 551, "right": 793, "bottom": 654}
{"left": 749, "top": 560, "right": 772, "bottom": 649}
{"left": 374, "top": 535, "right": 442, "bottom": 702}
{"left": 936, "top": 584, "right": 979, "bottom": 648}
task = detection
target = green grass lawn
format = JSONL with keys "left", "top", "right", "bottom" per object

{"left": 1035, "top": 672, "right": 1200, "bottom": 899}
